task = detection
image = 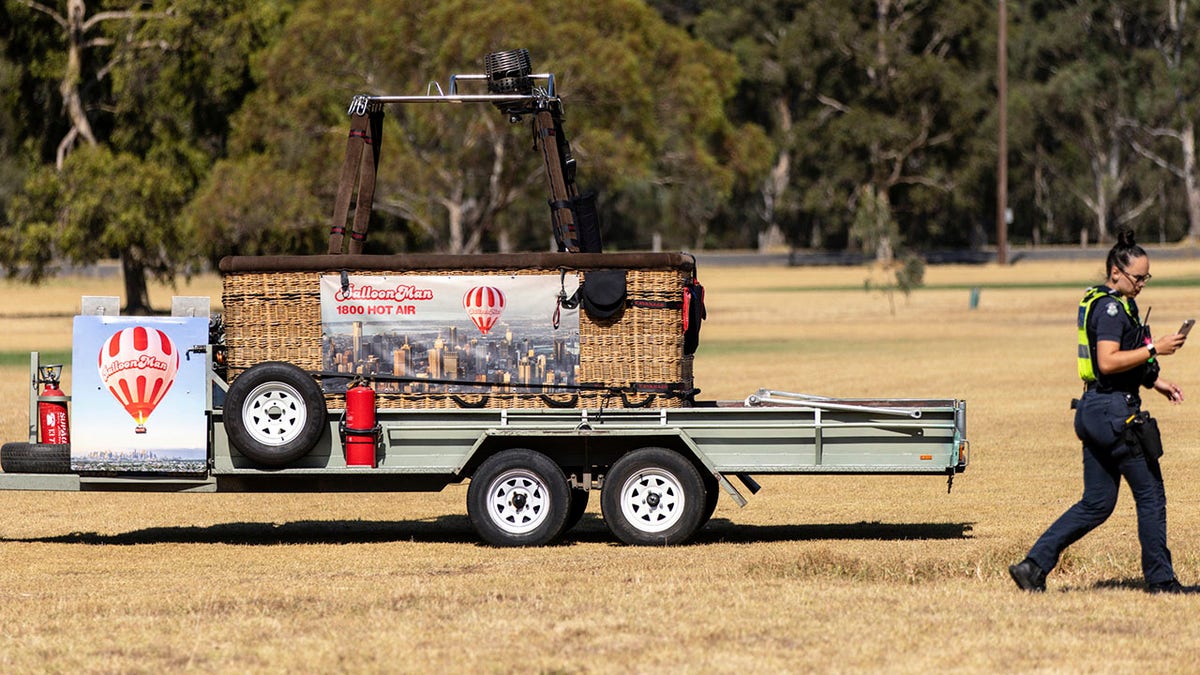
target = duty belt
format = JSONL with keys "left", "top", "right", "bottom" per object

{"left": 1083, "top": 382, "right": 1140, "bottom": 404}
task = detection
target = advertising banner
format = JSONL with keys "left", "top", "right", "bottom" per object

{"left": 70, "top": 315, "right": 209, "bottom": 473}
{"left": 319, "top": 274, "right": 580, "bottom": 394}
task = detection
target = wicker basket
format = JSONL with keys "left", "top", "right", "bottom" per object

{"left": 219, "top": 253, "right": 696, "bottom": 409}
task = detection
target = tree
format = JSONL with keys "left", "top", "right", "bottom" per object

{"left": 693, "top": 0, "right": 993, "bottom": 256}
{"left": 1118, "top": 0, "right": 1200, "bottom": 242}
{"left": 688, "top": 1, "right": 801, "bottom": 248}
{"left": 186, "top": 0, "right": 765, "bottom": 258}
{"left": 1003, "top": 0, "right": 1200, "bottom": 246}
{"left": 13, "top": 0, "right": 173, "bottom": 170}
{"left": 1013, "top": 2, "right": 1159, "bottom": 244}
{"left": 6, "top": 146, "right": 192, "bottom": 298}
{"left": 1, "top": 0, "right": 290, "bottom": 312}
{"left": 0, "top": 26, "right": 23, "bottom": 213}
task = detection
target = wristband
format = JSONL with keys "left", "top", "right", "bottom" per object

{"left": 1146, "top": 343, "right": 1157, "bottom": 359}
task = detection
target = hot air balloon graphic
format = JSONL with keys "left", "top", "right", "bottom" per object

{"left": 463, "top": 285, "right": 506, "bottom": 335}
{"left": 97, "top": 326, "right": 180, "bottom": 434}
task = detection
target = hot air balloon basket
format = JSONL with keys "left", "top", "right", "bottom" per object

{"left": 220, "top": 254, "right": 697, "bottom": 409}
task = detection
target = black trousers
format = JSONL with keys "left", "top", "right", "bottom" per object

{"left": 1026, "top": 390, "right": 1174, "bottom": 585}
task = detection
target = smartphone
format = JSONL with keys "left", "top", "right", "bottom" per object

{"left": 1180, "top": 319, "right": 1195, "bottom": 337}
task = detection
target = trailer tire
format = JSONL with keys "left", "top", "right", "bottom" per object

{"left": 601, "top": 447, "right": 705, "bottom": 546}
{"left": 700, "top": 472, "right": 720, "bottom": 528}
{"left": 564, "top": 487, "right": 590, "bottom": 532}
{"left": 467, "top": 449, "right": 570, "bottom": 547}
{"left": 223, "top": 362, "right": 326, "bottom": 468}
{"left": 1, "top": 442, "right": 71, "bottom": 474}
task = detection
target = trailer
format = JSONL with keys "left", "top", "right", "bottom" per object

{"left": 0, "top": 52, "right": 968, "bottom": 546}
{"left": 2, "top": 345, "right": 967, "bottom": 546}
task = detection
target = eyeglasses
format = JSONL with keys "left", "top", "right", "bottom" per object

{"left": 1119, "top": 268, "right": 1152, "bottom": 285}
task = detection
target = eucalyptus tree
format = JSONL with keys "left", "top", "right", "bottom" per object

{"left": 1009, "top": 0, "right": 1188, "bottom": 244}
{"left": 693, "top": 0, "right": 993, "bottom": 259}
{"left": 1, "top": 0, "right": 290, "bottom": 312}
{"left": 0, "top": 29, "right": 21, "bottom": 211}
{"left": 1117, "top": 0, "right": 1200, "bottom": 242}
{"left": 187, "top": 0, "right": 763, "bottom": 257}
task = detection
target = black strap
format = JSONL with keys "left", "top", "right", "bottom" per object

{"left": 535, "top": 108, "right": 578, "bottom": 252}
{"left": 628, "top": 298, "right": 683, "bottom": 310}
{"left": 450, "top": 394, "right": 489, "bottom": 409}
{"left": 347, "top": 108, "right": 383, "bottom": 254}
{"left": 329, "top": 101, "right": 384, "bottom": 254}
{"left": 539, "top": 393, "right": 579, "bottom": 408}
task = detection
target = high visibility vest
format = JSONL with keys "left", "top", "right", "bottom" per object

{"left": 1077, "top": 286, "right": 1137, "bottom": 382}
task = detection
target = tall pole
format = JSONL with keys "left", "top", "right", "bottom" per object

{"left": 996, "top": 0, "right": 1008, "bottom": 265}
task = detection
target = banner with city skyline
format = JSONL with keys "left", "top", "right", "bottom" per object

{"left": 319, "top": 274, "right": 580, "bottom": 394}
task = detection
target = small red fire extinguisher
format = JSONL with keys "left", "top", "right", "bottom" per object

{"left": 342, "top": 379, "right": 379, "bottom": 467}
{"left": 38, "top": 364, "right": 70, "bottom": 445}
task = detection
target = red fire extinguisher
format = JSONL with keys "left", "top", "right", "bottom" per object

{"left": 38, "top": 364, "right": 70, "bottom": 445}
{"left": 342, "top": 379, "right": 379, "bottom": 467}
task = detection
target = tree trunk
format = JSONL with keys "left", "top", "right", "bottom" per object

{"left": 692, "top": 219, "right": 707, "bottom": 251}
{"left": 121, "top": 254, "right": 153, "bottom": 315}
{"left": 1182, "top": 119, "right": 1200, "bottom": 242}
{"left": 875, "top": 191, "right": 894, "bottom": 265}
{"left": 57, "top": 0, "right": 98, "bottom": 170}
{"left": 761, "top": 98, "right": 792, "bottom": 233}
{"left": 446, "top": 184, "right": 465, "bottom": 253}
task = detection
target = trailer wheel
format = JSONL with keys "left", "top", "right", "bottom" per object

{"left": 223, "top": 362, "right": 326, "bottom": 468}
{"left": 467, "top": 449, "right": 570, "bottom": 547}
{"left": 564, "top": 487, "right": 590, "bottom": 532}
{"left": 1, "top": 442, "right": 71, "bottom": 474}
{"left": 601, "top": 447, "right": 705, "bottom": 546}
{"left": 700, "top": 472, "right": 720, "bottom": 528}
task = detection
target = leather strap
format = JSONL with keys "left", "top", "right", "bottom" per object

{"left": 535, "top": 108, "right": 579, "bottom": 252}
{"left": 329, "top": 104, "right": 384, "bottom": 254}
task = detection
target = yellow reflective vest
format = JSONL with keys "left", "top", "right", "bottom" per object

{"left": 1077, "top": 286, "right": 1138, "bottom": 383}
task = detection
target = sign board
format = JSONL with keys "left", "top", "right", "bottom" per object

{"left": 70, "top": 316, "right": 209, "bottom": 473}
{"left": 319, "top": 274, "right": 580, "bottom": 394}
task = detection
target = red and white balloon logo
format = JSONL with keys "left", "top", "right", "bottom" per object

{"left": 463, "top": 285, "right": 506, "bottom": 335}
{"left": 98, "top": 326, "right": 180, "bottom": 434}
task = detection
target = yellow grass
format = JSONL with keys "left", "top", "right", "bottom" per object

{"left": 3, "top": 258, "right": 1200, "bottom": 672}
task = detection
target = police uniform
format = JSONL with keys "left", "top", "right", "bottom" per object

{"left": 1023, "top": 285, "right": 1175, "bottom": 586}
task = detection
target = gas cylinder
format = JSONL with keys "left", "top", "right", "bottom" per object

{"left": 38, "top": 377, "right": 70, "bottom": 445}
{"left": 343, "top": 382, "right": 378, "bottom": 467}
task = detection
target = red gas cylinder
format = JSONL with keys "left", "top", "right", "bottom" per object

{"left": 343, "top": 383, "right": 378, "bottom": 467}
{"left": 38, "top": 380, "right": 70, "bottom": 445}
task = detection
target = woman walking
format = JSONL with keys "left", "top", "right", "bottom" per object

{"left": 1010, "top": 230, "right": 1188, "bottom": 593}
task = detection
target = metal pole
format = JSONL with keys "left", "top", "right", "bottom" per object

{"left": 996, "top": 0, "right": 1008, "bottom": 265}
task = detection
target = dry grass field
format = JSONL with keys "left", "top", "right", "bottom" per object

{"left": 3, "top": 255, "right": 1200, "bottom": 672}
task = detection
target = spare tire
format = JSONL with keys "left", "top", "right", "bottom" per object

{"left": 223, "top": 362, "right": 327, "bottom": 468}
{"left": 1, "top": 442, "right": 71, "bottom": 474}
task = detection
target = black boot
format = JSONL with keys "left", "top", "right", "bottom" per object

{"left": 1009, "top": 558, "right": 1047, "bottom": 592}
{"left": 1147, "top": 578, "right": 1185, "bottom": 594}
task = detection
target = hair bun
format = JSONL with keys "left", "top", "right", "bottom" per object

{"left": 1117, "top": 229, "right": 1137, "bottom": 247}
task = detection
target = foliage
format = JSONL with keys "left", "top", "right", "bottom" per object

{"left": 184, "top": 0, "right": 764, "bottom": 257}
{"left": 692, "top": 0, "right": 994, "bottom": 252}
{"left": 1007, "top": 0, "right": 1200, "bottom": 245}
{"left": 853, "top": 182, "right": 924, "bottom": 313}
{"left": 4, "top": 145, "right": 191, "bottom": 280}
{"left": 0, "top": 0, "right": 291, "bottom": 311}
{"left": 6, "top": 0, "right": 1200, "bottom": 295}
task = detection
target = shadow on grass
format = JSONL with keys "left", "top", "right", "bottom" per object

{"left": 6, "top": 515, "right": 974, "bottom": 547}
{"left": 559, "top": 516, "right": 974, "bottom": 545}
{"left": 689, "top": 518, "right": 974, "bottom": 544}
{"left": 1087, "top": 578, "right": 1200, "bottom": 594}
{"left": 5, "top": 515, "right": 481, "bottom": 546}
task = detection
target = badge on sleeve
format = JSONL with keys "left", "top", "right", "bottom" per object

{"left": 1106, "top": 302, "right": 1119, "bottom": 317}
